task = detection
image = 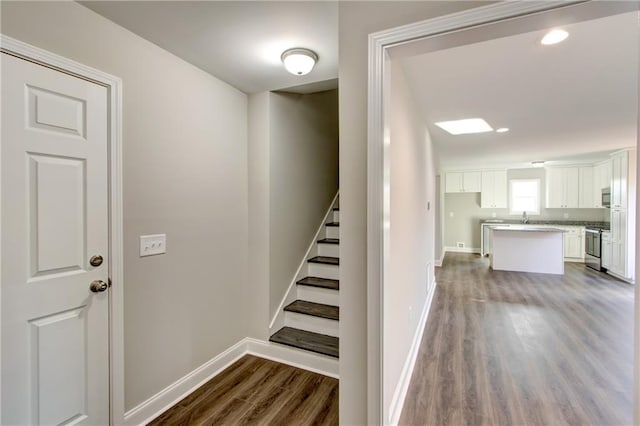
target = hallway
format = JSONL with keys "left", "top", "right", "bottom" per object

{"left": 400, "top": 253, "right": 634, "bottom": 425}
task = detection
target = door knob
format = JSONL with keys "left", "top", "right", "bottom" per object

{"left": 90, "top": 280, "right": 108, "bottom": 293}
{"left": 90, "top": 255, "right": 104, "bottom": 267}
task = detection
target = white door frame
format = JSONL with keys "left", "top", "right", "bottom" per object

{"left": 367, "top": 1, "right": 639, "bottom": 424}
{"left": 0, "top": 35, "right": 124, "bottom": 425}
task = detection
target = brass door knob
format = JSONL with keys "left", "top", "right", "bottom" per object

{"left": 90, "top": 280, "right": 108, "bottom": 293}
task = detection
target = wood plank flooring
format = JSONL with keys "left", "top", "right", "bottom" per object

{"left": 149, "top": 355, "right": 338, "bottom": 425}
{"left": 400, "top": 253, "right": 634, "bottom": 426}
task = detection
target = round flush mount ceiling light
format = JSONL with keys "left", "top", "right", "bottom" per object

{"left": 541, "top": 29, "right": 569, "bottom": 45}
{"left": 281, "top": 48, "right": 318, "bottom": 76}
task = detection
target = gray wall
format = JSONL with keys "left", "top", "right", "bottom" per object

{"left": 338, "top": 2, "right": 487, "bottom": 423}
{"left": 268, "top": 90, "right": 339, "bottom": 318}
{"left": 384, "top": 62, "right": 436, "bottom": 420}
{"left": 444, "top": 167, "right": 610, "bottom": 250}
{"left": 1, "top": 2, "right": 250, "bottom": 411}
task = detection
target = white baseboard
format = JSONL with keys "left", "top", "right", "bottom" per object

{"left": 387, "top": 279, "right": 437, "bottom": 425}
{"left": 434, "top": 252, "right": 445, "bottom": 267}
{"left": 123, "top": 338, "right": 247, "bottom": 425}
{"left": 444, "top": 246, "right": 480, "bottom": 254}
{"left": 123, "top": 337, "right": 339, "bottom": 425}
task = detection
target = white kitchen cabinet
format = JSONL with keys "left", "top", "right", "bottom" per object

{"left": 481, "top": 170, "right": 507, "bottom": 208}
{"left": 611, "top": 151, "right": 628, "bottom": 209}
{"left": 592, "top": 160, "right": 612, "bottom": 208}
{"left": 445, "top": 171, "right": 481, "bottom": 193}
{"left": 579, "top": 166, "right": 594, "bottom": 208}
{"left": 546, "top": 167, "right": 579, "bottom": 208}
{"left": 610, "top": 209, "right": 627, "bottom": 276}
{"left": 601, "top": 231, "right": 611, "bottom": 269}
{"left": 563, "top": 226, "right": 584, "bottom": 260}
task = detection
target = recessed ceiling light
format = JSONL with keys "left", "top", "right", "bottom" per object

{"left": 541, "top": 29, "right": 569, "bottom": 45}
{"left": 496, "top": 127, "right": 509, "bottom": 133}
{"left": 434, "top": 118, "right": 493, "bottom": 135}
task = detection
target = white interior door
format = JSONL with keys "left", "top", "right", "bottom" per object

{"left": 1, "top": 52, "right": 110, "bottom": 425}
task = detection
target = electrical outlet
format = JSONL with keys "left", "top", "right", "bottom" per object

{"left": 140, "top": 234, "right": 167, "bottom": 257}
{"left": 449, "top": 212, "right": 454, "bottom": 218}
{"left": 457, "top": 242, "right": 465, "bottom": 248}
{"left": 563, "top": 213, "right": 569, "bottom": 219}
{"left": 491, "top": 212, "right": 497, "bottom": 218}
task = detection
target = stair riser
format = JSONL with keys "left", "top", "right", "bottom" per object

{"left": 333, "top": 211, "right": 340, "bottom": 222}
{"left": 326, "top": 226, "right": 339, "bottom": 239}
{"left": 284, "top": 311, "right": 339, "bottom": 337}
{"left": 297, "top": 285, "right": 339, "bottom": 306}
{"left": 317, "top": 243, "right": 339, "bottom": 258}
{"left": 308, "top": 263, "right": 339, "bottom": 280}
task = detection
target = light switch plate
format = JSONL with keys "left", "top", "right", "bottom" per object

{"left": 140, "top": 234, "right": 166, "bottom": 257}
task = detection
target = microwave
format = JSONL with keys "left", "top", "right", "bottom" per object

{"left": 602, "top": 187, "right": 611, "bottom": 208}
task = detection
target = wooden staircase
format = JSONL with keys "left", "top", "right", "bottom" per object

{"left": 269, "top": 207, "right": 340, "bottom": 358}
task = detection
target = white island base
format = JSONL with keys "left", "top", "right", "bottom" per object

{"left": 490, "top": 227, "right": 564, "bottom": 275}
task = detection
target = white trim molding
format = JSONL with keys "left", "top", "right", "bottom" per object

{"left": 123, "top": 338, "right": 338, "bottom": 425}
{"left": 0, "top": 35, "right": 124, "bottom": 425}
{"left": 388, "top": 280, "right": 437, "bottom": 425}
{"left": 444, "top": 246, "right": 481, "bottom": 255}
{"left": 367, "top": 2, "right": 599, "bottom": 424}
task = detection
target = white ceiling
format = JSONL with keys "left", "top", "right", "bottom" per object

{"left": 400, "top": 11, "right": 639, "bottom": 170}
{"left": 81, "top": 1, "right": 338, "bottom": 94}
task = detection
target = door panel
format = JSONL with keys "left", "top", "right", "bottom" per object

{"left": 2, "top": 53, "right": 110, "bottom": 425}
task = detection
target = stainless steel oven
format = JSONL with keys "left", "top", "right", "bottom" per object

{"left": 585, "top": 227, "right": 602, "bottom": 271}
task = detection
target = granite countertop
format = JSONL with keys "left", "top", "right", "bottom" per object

{"left": 480, "top": 219, "right": 610, "bottom": 230}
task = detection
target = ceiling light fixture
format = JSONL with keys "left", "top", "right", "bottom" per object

{"left": 531, "top": 161, "right": 546, "bottom": 167}
{"left": 541, "top": 29, "right": 569, "bottom": 45}
{"left": 281, "top": 48, "right": 318, "bottom": 76}
{"left": 496, "top": 127, "right": 510, "bottom": 133}
{"left": 434, "top": 118, "right": 493, "bottom": 135}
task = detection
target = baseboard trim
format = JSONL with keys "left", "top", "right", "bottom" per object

{"left": 388, "top": 279, "right": 437, "bottom": 425}
{"left": 434, "top": 252, "right": 445, "bottom": 267}
{"left": 246, "top": 338, "right": 339, "bottom": 379}
{"left": 123, "top": 338, "right": 247, "bottom": 425}
{"left": 123, "top": 337, "right": 339, "bottom": 425}
{"left": 444, "top": 246, "right": 480, "bottom": 254}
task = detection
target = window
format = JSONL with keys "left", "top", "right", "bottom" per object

{"left": 509, "top": 179, "right": 540, "bottom": 215}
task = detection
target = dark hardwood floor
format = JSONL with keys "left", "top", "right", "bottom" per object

{"left": 149, "top": 355, "right": 338, "bottom": 425}
{"left": 400, "top": 253, "right": 634, "bottom": 425}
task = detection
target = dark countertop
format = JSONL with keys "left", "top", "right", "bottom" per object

{"left": 480, "top": 219, "right": 610, "bottom": 230}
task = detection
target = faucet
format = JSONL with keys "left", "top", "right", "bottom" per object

{"left": 522, "top": 211, "right": 529, "bottom": 224}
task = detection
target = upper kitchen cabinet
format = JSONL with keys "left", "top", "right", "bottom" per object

{"left": 481, "top": 170, "right": 507, "bottom": 208}
{"left": 445, "top": 171, "right": 481, "bottom": 193}
{"left": 611, "top": 151, "right": 628, "bottom": 209}
{"left": 578, "top": 166, "right": 594, "bottom": 208}
{"left": 546, "top": 167, "right": 579, "bottom": 208}
{"left": 592, "top": 160, "right": 612, "bottom": 208}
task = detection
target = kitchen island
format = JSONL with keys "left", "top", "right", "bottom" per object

{"left": 490, "top": 226, "right": 565, "bottom": 274}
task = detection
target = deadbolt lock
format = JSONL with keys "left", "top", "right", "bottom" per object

{"left": 90, "top": 255, "right": 104, "bottom": 267}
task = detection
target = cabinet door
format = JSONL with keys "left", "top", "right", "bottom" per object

{"left": 579, "top": 166, "right": 594, "bottom": 208}
{"left": 611, "top": 153, "right": 627, "bottom": 209}
{"left": 445, "top": 172, "right": 463, "bottom": 193}
{"left": 493, "top": 171, "right": 507, "bottom": 208}
{"left": 463, "top": 171, "right": 481, "bottom": 192}
{"left": 564, "top": 167, "right": 580, "bottom": 208}
{"left": 546, "top": 168, "right": 564, "bottom": 208}
{"left": 601, "top": 233, "right": 611, "bottom": 268}
{"left": 480, "top": 171, "right": 494, "bottom": 208}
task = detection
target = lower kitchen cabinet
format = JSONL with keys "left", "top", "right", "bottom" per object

{"left": 601, "top": 231, "right": 611, "bottom": 269}
{"left": 563, "top": 227, "right": 584, "bottom": 260}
